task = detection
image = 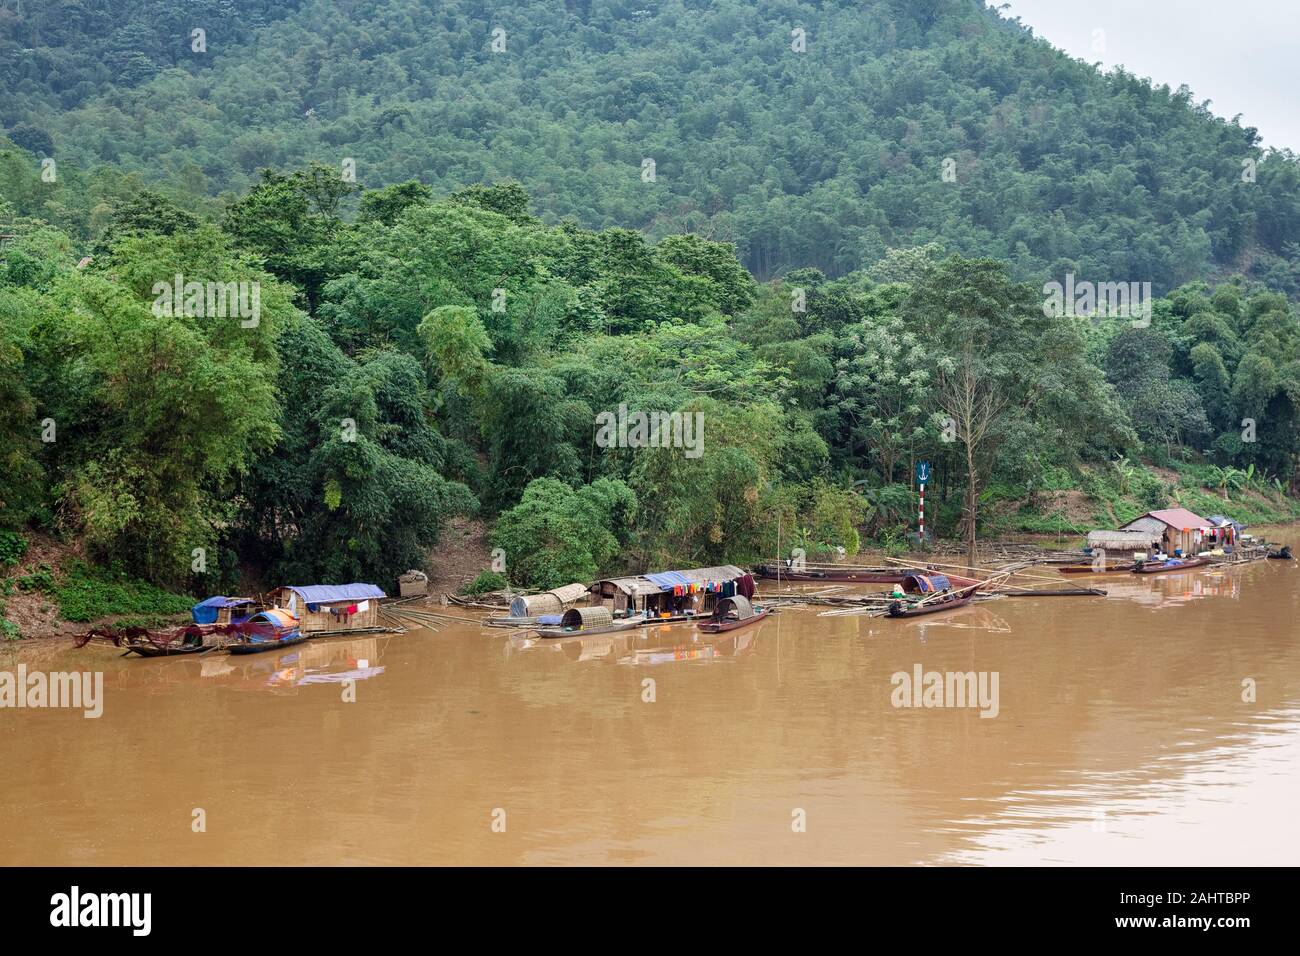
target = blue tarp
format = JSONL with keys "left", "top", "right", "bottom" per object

{"left": 191, "top": 596, "right": 253, "bottom": 625}
{"left": 281, "top": 583, "right": 387, "bottom": 604}
{"left": 907, "top": 573, "right": 951, "bottom": 594}
{"left": 643, "top": 571, "right": 692, "bottom": 590}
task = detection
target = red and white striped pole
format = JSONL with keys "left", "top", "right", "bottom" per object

{"left": 918, "top": 483, "right": 925, "bottom": 541}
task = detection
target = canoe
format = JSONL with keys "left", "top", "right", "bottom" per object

{"left": 535, "top": 620, "right": 641, "bottom": 639}
{"left": 1057, "top": 564, "right": 1134, "bottom": 575}
{"left": 1131, "top": 557, "right": 1212, "bottom": 575}
{"left": 755, "top": 564, "right": 912, "bottom": 583}
{"left": 637, "top": 613, "right": 706, "bottom": 627}
{"left": 697, "top": 607, "right": 772, "bottom": 633}
{"left": 886, "top": 593, "right": 975, "bottom": 618}
{"left": 228, "top": 634, "right": 309, "bottom": 655}
{"left": 124, "top": 641, "right": 216, "bottom": 658}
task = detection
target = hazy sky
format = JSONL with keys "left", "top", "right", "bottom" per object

{"left": 1003, "top": 0, "right": 1300, "bottom": 151}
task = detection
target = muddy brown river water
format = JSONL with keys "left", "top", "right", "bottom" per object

{"left": 2, "top": 551, "right": 1298, "bottom": 865}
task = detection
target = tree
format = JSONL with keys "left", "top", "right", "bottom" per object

{"left": 906, "top": 257, "right": 1085, "bottom": 567}
{"left": 490, "top": 477, "right": 636, "bottom": 589}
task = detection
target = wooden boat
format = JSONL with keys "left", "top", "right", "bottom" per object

{"left": 1131, "top": 556, "right": 1212, "bottom": 575}
{"left": 1057, "top": 563, "right": 1134, "bottom": 575}
{"left": 886, "top": 592, "right": 975, "bottom": 617}
{"left": 884, "top": 572, "right": 977, "bottom": 618}
{"left": 697, "top": 596, "right": 771, "bottom": 633}
{"left": 124, "top": 640, "right": 216, "bottom": 658}
{"left": 228, "top": 633, "right": 309, "bottom": 655}
{"left": 637, "top": 611, "right": 707, "bottom": 627}
{"left": 226, "top": 608, "right": 306, "bottom": 654}
{"left": 484, "top": 615, "right": 543, "bottom": 628}
{"left": 755, "top": 563, "right": 913, "bottom": 584}
{"left": 535, "top": 606, "right": 642, "bottom": 639}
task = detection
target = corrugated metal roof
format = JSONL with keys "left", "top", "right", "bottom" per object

{"left": 591, "top": 576, "right": 662, "bottom": 597}
{"left": 592, "top": 565, "right": 746, "bottom": 596}
{"left": 1120, "top": 516, "right": 1169, "bottom": 536}
{"left": 1123, "top": 508, "right": 1211, "bottom": 531}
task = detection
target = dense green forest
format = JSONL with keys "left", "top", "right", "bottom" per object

{"left": 2, "top": 169, "right": 1298, "bottom": 604}
{"left": 4, "top": 0, "right": 1300, "bottom": 290}
{"left": 1, "top": 1, "right": 1299, "bottom": 631}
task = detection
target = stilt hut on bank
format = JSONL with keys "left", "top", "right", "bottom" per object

{"left": 270, "top": 583, "right": 386, "bottom": 634}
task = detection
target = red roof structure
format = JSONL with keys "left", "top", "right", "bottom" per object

{"left": 1132, "top": 508, "right": 1212, "bottom": 530}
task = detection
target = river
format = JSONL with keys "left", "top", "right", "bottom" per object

{"left": 2, "top": 551, "right": 1297, "bottom": 865}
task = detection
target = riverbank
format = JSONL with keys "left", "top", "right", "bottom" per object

{"left": 4, "top": 469, "right": 1296, "bottom": 642}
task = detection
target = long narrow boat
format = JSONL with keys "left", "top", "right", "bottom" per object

{"left": 754, "top": 563, "right": 914, "bottom": 584}
{"left": 696, "top": 596, "right": 771, "bottom": 633}
{"left": 228, "top": 633, "right": 309, "bottom": 655}
{"left": 1131, "top": 556, "right": 1212, "bottom": 575}
{"left": 886, "top": 592, "right": 975, "bottom": 618}
{"left": 1057, "top": 563, "right": 1135, "bottom": 575}
{"left": 536, "top": 619, "right": 641, "bottom": 639}
{"left": 536, "top": 606, "right": 642, "bottom": 639}
{"left": 124, "top": 641, "right": 216, "bottom": 658}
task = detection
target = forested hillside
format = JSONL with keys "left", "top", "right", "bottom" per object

{"left": 4, "top": 0, "right": 1299, "bottom": 291}
{"left": 2, "top": 2, "right": 1300, "bottom": 635}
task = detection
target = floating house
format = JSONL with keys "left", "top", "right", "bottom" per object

{"left": 588, "top": 565, "right": 752, "bottom": 619}
{"left": 270, "top": 583, "right": 386, "bottom": 633}
{"left": 1118, "top": 508, "right": 1214, "bottom": 557}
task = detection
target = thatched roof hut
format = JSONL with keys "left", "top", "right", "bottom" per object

{"left": 1087, "top": 529, "right": 1161, "bottom": 551}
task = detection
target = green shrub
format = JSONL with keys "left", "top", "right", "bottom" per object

{"left": 0, "top": 531, "right": 27, "bottom": 568}
{"left": 16, "top": 566, "right": 55, "bottom": 593}
{"left": 464, "top": 570, "right": 509, "bottom": 595}
{"left": 49, "top": 562, "right": 193, "bottom": 623}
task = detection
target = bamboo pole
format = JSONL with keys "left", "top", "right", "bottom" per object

{"left": 878, "top": 554, "right": 1095, "bottom": 592}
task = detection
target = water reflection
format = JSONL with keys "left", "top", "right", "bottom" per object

{"left": 506, "top": 618, "right": 767, "bottom": 664}
{"left": 104, "top": 635, "right": 390, "bottom": 694}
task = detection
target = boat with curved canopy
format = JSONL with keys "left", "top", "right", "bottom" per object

{"left": 697, "top": 595, "right": 772, "bottom": 633}
{"left": 535, "top": 606, "right": 641, "bottom": 639}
